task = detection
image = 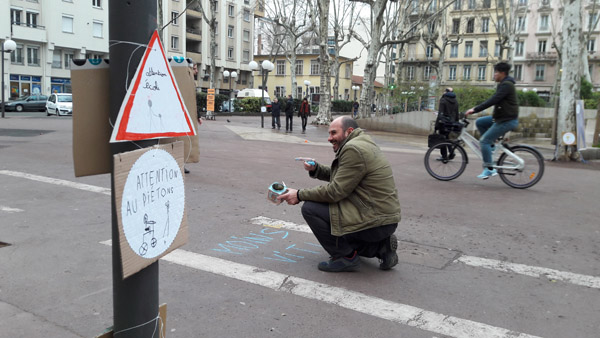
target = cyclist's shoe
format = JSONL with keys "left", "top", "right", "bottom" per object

{"left": 449, "top": 153, "right": 456, "bottom": 160}
{"left": 318, "top": 252, "right": 360, "bottom": 272}
{"left": 378, "top": 234, "right": 399, "bottom": 270}
{"left": 477, "top": 168, "right": 498, "bottom": 179}
{"left": 436, "top": 156, "right": 448, "bottom": 161}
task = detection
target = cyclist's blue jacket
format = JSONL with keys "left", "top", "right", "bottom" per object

{"left": 473, "top": 76, "right": 519, "bottom": 123}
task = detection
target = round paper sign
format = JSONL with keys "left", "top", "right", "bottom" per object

{"left": 562, "top": 132, "right": 576, "bottom": 145}
{"left": 121, "top": 149, "right": 185, "bottom": 258}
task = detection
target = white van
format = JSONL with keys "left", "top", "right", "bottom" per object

{"left": 236, "top": 88, "right": 272, "bottom": 104}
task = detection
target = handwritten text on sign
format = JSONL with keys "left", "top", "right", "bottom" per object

{"left": 121, "top": 149, "right": 185, "bottom": 258}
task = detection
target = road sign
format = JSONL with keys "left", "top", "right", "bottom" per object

{"left": 110, "top": 30, "right": 196, "bottom": 143}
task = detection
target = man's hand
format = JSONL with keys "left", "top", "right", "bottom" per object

{"left": 277, "top": 188, "right": 300, "bottom": 205}
{"left": 465, "top": 108, "right": 475, "bottom": 116}
{"left": 304, "top": 161, "right": 316, "bottom": 171}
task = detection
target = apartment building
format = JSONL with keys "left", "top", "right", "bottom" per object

{"left": 398, "top": 0, "right": 600, "bottom": 101}
{"left": 1, "top": 0, "right": 258, "bottom": 100}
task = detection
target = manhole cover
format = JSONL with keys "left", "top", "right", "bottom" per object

{"left": 0, "top": 241, "right": 11, "bottom": 249}
{"left": 0, "top": 128, "right": 54, "bottom": 137}
{"left": 397, "top": 240, "right": 461, "bottom": 269}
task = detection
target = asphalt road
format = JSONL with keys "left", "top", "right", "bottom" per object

{"left": 1, "top": 115, "right": 599, "bottom": 338}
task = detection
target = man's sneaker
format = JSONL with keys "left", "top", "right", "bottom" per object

{"left": 477, "top": 168, "right": 498, "bottom": 179}
{"left": 379, "top": 234, "right": 398, "bottom": 270}
{"left": 318, "top": 252, "right": 360, "bottom": 272}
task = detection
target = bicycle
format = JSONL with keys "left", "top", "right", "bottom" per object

{"left": 424, "top": 118, "right": 545, "bottom": 189}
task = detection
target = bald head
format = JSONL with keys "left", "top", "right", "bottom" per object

{"left": 328, "top": 116, "right": 359, "bottom": 152}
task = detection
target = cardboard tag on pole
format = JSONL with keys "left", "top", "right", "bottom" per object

{"left": 114, "top": 141, "right": 188, "bottom": 279}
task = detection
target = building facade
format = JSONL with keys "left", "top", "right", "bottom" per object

{"left": 1, "top": 0, "right": 259, "bottom": 101}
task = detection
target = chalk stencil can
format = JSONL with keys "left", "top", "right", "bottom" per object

{"left": 268, "top": 182, "right": 287, "bottom": 204}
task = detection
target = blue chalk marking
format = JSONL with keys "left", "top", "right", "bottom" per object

{"left": 305, "top": 242, "right": 322, "bottom": 247}
{"left": 265, "top": 251, "right": 296, "bottom": 263}
{"left": 285, "top": 252, "right": 304, "bottom": 258}
{"left": 211, "top": 243, "right": 244, "bottom": 255}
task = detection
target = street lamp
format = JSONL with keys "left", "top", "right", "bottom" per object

{"left": 304, "top": 80, "right": 311, "bottom": 101}
{"left": 351, "top": 85, "right": 359, "bottom": 101}
{"left": 249, "top": 59, "right": 274, "bottom": 128}
{"left": 222, "top": 70, "right": 237, "bottom": 112}
{"left": 1, "top": 38, "right": 17, "bottom": 118}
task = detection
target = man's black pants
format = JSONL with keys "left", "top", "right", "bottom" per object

{"left": 285, "top": 115, "right": 293, "bottom": 131}
{"left": 301, "top": 201, "right": 397, "bottom": 258}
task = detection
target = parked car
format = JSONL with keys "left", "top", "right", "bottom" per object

{"left": 46, "top": 93, "right": 73, "bottom": 116}
{"left": 3, "top": 94, "right": 48, "bottom": 112}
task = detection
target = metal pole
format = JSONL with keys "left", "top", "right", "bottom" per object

{"left": 109, "top": 1, "right": 158, "bottom": 337}
{"left": 261, "top": 69, "right": 265, "bottom": 128}
{"left": 2, "top": 41, "right": 5, "bottom": 118}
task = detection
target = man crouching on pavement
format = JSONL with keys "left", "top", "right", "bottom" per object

{"left": 277, "top": 116, "right": 401, "bottom": 272}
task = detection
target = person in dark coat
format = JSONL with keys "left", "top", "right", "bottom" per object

{"left": 285, "top": 95, "right": 294, "bottom": 132}
{"left": 435, "top": 88, "right": 460, "bottom": 160}
{"left": 271, "top": 97, "right": 281, "bottom": 129}
{"left": 298, "top": 97, "right": 311, "bottom": 132}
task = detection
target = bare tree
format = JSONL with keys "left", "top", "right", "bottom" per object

{"left": 491, "top": 0, "right": 520, "bottom": 68}
{"left": 187, "top": 0, "right": 220, "bottom": 90}
{"left": 556, "top": 0, "right": 584, "bottom": 161}
{"left": 581, "top": 0, "right": 600, "bottom": 82}
{"left": 309, "top": 0, "right": 334, "bottom": 124}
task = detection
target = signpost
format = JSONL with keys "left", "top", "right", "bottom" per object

{"left": 207, "top": 88, "right": 215, "bottom": 120}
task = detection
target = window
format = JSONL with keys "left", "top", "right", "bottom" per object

{"left": 468, "top": 0, "right": 476, "bottom": 9}
{"left": 454, "top": 0, "right": 461, "bottom": 10}
{"left": 64, "top": 53, "right": 73, "bottom": 68}
{"left": 171, "top": 36, "right": 179, "bottom": 50}
{"left": 452, "top": 19, "right": 460, "bottom": 34}
{"left": 515, "top": 41, "right": 524, "bottom": 56}
{"left": 426, "top": 45, "right": 434, "bottom": 58}
{"left": 62, "top": 16, "right": 74, "bottom": 33}
{"left": 276, "top": 60, "right": 285, "bottom": 75}
{"left": 227, "top": 47, "right": 234, "bottom": 59}
{"left": 171, "top": 11, "right": 178, "bottom": 25}
{"left": 463, "top": 65, "right": 471, "bottom": 80}
{"left": 538, "top": 40, "right": 547, "bottom": 53}
{"left": 535, "top": 64, "right": 545, "bottom": 80}
{"left": 482, "top": 0, "right": 491, "bottom": 8}
{"left": 479, "top": 41, "right": 488, "bottom": 57}
{"left": 407, "top": 66, "right": 415, "bottom": 80}
{"left": 295, "top": 60, "right": 303, "bottom": 75}
{"left": 243, "top": 30, "right": 250, "bottom": 42}
{"left": 589, "top": 38, "right": 596, "bottom": 53}
{"left": 93, "top": 21, "right": 103, "bottom": 38}
{"left": 214, "top": 44, "right": 218, "bottom": 58}
{"left": 424, "top": 66, "right": 432, "bottom": 80}
{"left": 494, "top": 41, "right": 501, "bottom": 57}
{"left": 243, "top": 10, "right": 250, "bottom": 22}
{"left": 539, "top": 15, "right": 549, "bottom": 32}
{"left": 228, "top": 25, "right": 234, "bottom": 38}
{"left": 345, "top": 64, "right": 351, "bottom": 78}
{"left": 517, "top": 16, "right": 526, "bottom": 32}
{"left": 11, "top": 45, "right": 24, "bottom": 64}
{"left": 478, "top": 65, "right": 486, "bottom": 80}
{"left": 27, "top": 46, "right": 40, "bottom": 66}
{"left": 428, "top": 21, "right": 436, "bottom": 34}
{"left": 518, "top": 0, "right": 527, "bottom": 6}
{"left": 11, "top": 9, "right": 22, "bottom": 25}
{"left": 498, "top": 17, "right": 505, "bottom": 31}
{"left": 514, "top": 64, "right": 523, "bottom": 81}
{"left": 588, "top": 13, "right": 599, "bottom": 31}
{"left": 467, "top": 19, "right": 474, "bottom": 33}
{"left": 465, "top": 41, "right": 473, "bottom": 57}
{"left": 52, "top": 50, "right": 62, "bottom": 68}
{"left": 26, "top": 11, "right": 38, "bottom": 27}
{"left": 310, "top": 60, "right": 320, "bottom": 75}
{"left": 448, "top": 65, "right": 457, "bottom": 80}
{"left": 243, "top": 50, "right": 249, "bottom": 62}
{"left": 450, "top": 43, "right": 458, "bottom": 57}
{"left": 93, "top": 0, "right": 102, "bottom": 8}
{"left": 228, "top": 4, "right": 234, "bottom": 17}
{"left": 481, "top": 17, "right": 489, "bottom": 33}
{"left": 275, "top": 86, "right": 285, "bottom": 97}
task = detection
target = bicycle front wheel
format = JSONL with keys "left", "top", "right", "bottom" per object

{"left": 424, "top": 142, "right": 468, "bottom": 181}
{"left": 497, "top": 146, "right": 545, "bottom": 189}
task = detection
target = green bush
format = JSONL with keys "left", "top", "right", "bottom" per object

{"left": 453, "top": 86, "right": 495, "bottom": 112}
{"left": 195, "top": 92, "right": 228, "bottom": 113}
{"left": 331, "top": 100, "right": 353, "bottom": 112}
{"left": 517, "top": 91, "right": 546, "bottom": 107}
{"left": 240, "top": 97, "right": 262, "bottom": 113}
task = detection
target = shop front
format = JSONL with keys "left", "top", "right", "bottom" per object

{"left": 9, "top": 75, "right": 42, "bottom": 99}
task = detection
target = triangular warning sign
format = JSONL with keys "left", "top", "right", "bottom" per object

{"left": 110, "top": 30, "right": 196, "bottom": 143}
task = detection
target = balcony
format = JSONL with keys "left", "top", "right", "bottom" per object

{"left": 526, "top": 51, "right": 558, "bottom": 61}
{"left": 186, "top": 28, "right": 202, "bottom": 42}
{"left": 12, "top": 22, "right": 47, "bottom": 43}
{"left": 186, "top": 51, "right": 201, "bottom": 63}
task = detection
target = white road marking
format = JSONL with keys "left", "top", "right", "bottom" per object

{"left": 0, "top": 170, "right": 111, "bottom": 196}
{"left": 100, "top": 240, "right": 540, "bottom": 338}
{"left": 0, "top": 205, "right": 23, "bottom": 213}
{"left": 456, "top": 255, "right": 600, "bottom": 289}
{"left": 251, "top": 216, "right": 600, "bottom": 290}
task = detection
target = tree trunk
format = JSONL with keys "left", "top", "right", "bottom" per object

{"left": 556, "top": 0, "right": 583, "bottom": 161}
{"left": 314, "top": 0, "right": 332, "bottom": 125}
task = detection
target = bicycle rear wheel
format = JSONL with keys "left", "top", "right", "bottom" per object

{"left": 424, "top": 142, "right": 468, "bottom": 181}
{"left": 497, "top": 146, "right": 544, "bottom": 189}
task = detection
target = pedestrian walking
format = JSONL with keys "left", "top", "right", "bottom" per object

{"left": 353, "top": 101, "right": 359, "bottom": 117}
{"left": 298, "top": 97, "right": 310, "bottom": 133}
{"left": 271, "top": 98, "right": 281, "bottom": 130}
{"left": 435, "top": 88, "right": 459, "bottom": 160}
{"left": 285, "top": 95, "right": 294, "bottom": 132}
{"left": 277, "top": 116, "right": 401, "bottom": 272}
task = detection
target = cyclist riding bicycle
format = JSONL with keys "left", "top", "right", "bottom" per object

{"left": 465, "top": 62, "right": 519, "bottom": 179}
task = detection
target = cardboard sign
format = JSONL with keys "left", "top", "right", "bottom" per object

{"left": 71, "top": 57, "right": 200, "bottom": 177}
{"left": 114, "top": 142, "right": 188, "bottom": 278}
{"left": 110, "top": 30, "right": 196, "bottom": 142}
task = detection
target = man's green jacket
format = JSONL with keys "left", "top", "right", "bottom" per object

{"left": 298, "top": 128, "right": 401, "bottom": 236}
